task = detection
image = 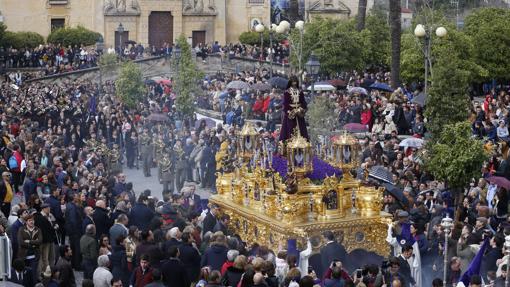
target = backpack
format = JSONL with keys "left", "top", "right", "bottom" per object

{"left": 8, "top": 155, "right": 18, "bottom": 169}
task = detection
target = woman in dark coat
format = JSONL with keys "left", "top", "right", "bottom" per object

{"left": 222, "top": 255, "right": 247, "bottom": 287}
{"left": 279, "top": 76, "right": 309, "bottom": 142}
{"left": 110, "top": 235, "right": 131, "bottom": 286}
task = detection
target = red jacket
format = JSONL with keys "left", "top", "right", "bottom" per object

{"left": 253, "top": 99, "right": 265, "bottom": 115}
{"left": 221, "top": 261, "right": 234, "bottom": 275}
{"left": 361, "top": 110, "right": 372, "bottom": 126}
{"left": 262, "top": 97, "right": 271, "bottom": 113}
{"left": 131, "top": 266, "right": 154, "bottom": 287}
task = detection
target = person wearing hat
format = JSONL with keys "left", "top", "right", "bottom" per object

{"left": 17, "top": 212, "right": 41, "bottom": 284}
{"left": 34, "top": 202, "right": 56, "bottom": 280}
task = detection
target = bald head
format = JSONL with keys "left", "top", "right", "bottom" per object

{"left": 96, "top": 200, "right": 106, "bottom": 209}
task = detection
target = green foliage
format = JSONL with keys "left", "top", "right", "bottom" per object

{"left": 425, "top": 121, "right": 488, "bottom": 189}
{"left": 174, "top": 35, "right": 204, "bottom": 119}
{"left": 464, "top": 8, "right": 510, "bottom": 80}
{"left": 238, "top": 30, "right": 285, "bottom": 47}
{"left": 115, "top": 61, "right": 145, "bottom": 109}
{"left": 424, "top": 54, "right": 471, "bottom": 140}
{"left": 290, "top": 17, "right": 365, "bottom": 75}
{"left": 0, "top": 31, "right": 45, "bottom": 49}
{"left": 306, "top": 95, "right": 338, "bottom": 143}
{"left": 399, "top": 33, "right": 424, "bottom": 84}
{"left": 98, "top": 53, "right": 118, "bottom": 74}
{"left": 47, "top": 25, "right": 102, "bottom": 47}
{"left": 0, "top": 23, "right": 6, "bottom": 44}
{"left": 360, "top": 11, "right": 390, "bottom": 69}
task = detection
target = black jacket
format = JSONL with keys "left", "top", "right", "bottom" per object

{"left": 320, "top": 241, "right": 348, "bottom": 275}
{"left": 92, "top": 207, "right": 113, "bottom": 240}
{"left": 397, "top": 255, "right": 415, "bottom": 287}
{"left": 34, "top": 212, "right": 56, "bottom": 244}
{"left": 222, "top": 266, "right": 244, "bottom": 287}
{"left": 202, "top": 211, "right": 217, "bottom": 235}
{"left": 8, "top": 267, "right": 34, "bottom": 287}
{"left": 161, "top": 258, "right": 191, "bottom": 287}
{"left": 179, "top": 242, "right": 201, "bottom": 282}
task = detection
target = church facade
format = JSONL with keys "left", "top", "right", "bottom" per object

{"left": 0, "top": 0, "right": 372, "bottom": 48}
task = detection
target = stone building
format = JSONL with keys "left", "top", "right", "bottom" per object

{"left": 0, "top": 0, "right": 372, "bottom": 48}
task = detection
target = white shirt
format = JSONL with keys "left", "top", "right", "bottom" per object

{"left": 93, "top": 267, "right": 113, "bottom": 287}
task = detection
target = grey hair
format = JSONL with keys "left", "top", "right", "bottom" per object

{"left": 97, "top": 255, "right": 110, "bottom": 267}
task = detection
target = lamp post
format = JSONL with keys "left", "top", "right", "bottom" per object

{"left": 441, "top": 216, "right": 453, "bottom": 286}
{"left": 505, "top": 235, "right": 510, "bottom": 287}
{"left": 117, "top": 23, "right": 125, "bottom": 56}
{"left": 275, "top": 20, "right": 305, "bottom": 82}
{"left": 255, "top": 24, "right": 265, "bottom": 65}
{"left": 96, "top": 35, "right": 105, "bottom": 94}
{"left": 414, "top": 24, "right": 447, "bottom": 97}
{"left": 305, "top": 52, "right": 320, "bottom": 96}
{"left": 269, "top": 23, "right": 277, "bottom": 78}
{"left": 173, "top": 44, "right": 181, "bottom": 68}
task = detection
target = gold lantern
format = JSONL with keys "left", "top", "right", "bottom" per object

{"left": 332, "top": 132, "right": 360, "bottom": 179}
{"left": 238, "top": 123, "right": 259, "bottom": 164}
{"left": 286, "top": 131, "right": 313, "bottom": 178}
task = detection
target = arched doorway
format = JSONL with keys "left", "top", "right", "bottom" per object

{"left": 149, "top": 11, "right": 173, "bottom": 48}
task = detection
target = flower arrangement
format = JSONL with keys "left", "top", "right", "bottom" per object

{"left": 271, "top": 155, "right": 342, "bottom": 182}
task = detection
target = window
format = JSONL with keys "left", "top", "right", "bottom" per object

{"left": 49, "top": 0, "right": 68, "bottom": 4}
{"left": 51, "top": 18, "right": 65, "bottom": 32}
{"left": 249, "top": 0, "right": 264, "bottom": 4}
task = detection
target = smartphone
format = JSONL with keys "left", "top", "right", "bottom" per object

{"left": 356, "top": 269, "right": 362, "bottom": 278}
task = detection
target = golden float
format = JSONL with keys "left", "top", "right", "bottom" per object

{"left": 211, "top": 124, "right": 391, "bottom": 255}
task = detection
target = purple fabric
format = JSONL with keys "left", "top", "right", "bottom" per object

{"left": 279, "top": 90, "right": 309, "bottom": 142}
{"left": 271, "top": 155, "right": 342, "bottom": 181}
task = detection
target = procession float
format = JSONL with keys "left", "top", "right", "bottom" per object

{"left": 211, "top": 123, "right": 391, "bottom": 256}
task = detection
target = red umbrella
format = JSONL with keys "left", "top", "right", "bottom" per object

{"left": 329, "top": 79, "right": 347, "bottom": 88}
{"left": 343, "top": 123, "right": 368, "bottom": 133}
{"left": 487, "top": 176, "right": 510, "bottom": 190}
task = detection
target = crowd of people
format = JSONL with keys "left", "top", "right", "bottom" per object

{"left": 0, "top": 44, "right": 508, "bottom": 287}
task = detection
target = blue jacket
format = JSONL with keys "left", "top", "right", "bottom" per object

{"left": 129, "top": 203, "right": 154, "bottom": 231}
{"left": 200, "top": 243, "right": 228, "bottom": 272}
{"left": 64, "top": 202, "right": 82, "bottom": 236}
{"left": 46, "top": 195, "right": 64, "bottom": 222}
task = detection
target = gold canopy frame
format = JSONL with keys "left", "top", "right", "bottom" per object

{"left": 212, "top": 125, "right": 391, "bottom": 255}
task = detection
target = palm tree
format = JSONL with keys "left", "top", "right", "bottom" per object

{"left": 389, "top": 0, "right": 401, "bottom": 88}
{"left": 357, "top": 0, "right": 368, "bottom": 31}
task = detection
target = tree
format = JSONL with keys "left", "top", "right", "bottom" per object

{"left": 98, "top": 53, "right": 118, "bottom": 74}
{"left": 290, "top": 18, "right": 365, "bottom": 75}
{"left": 0, "top": 31, "right": 45, "bottom": 49}
{"left": 356, "top": 0, "right": 368, "bottom": 31}
{"left": 239, "top": 30, "right": 285, "bottom": 47}
{"left": 360, "top": 11, "right": 390, "bottom": 69}
{"left": 425, "top": 121, "right": 489, "bottom": 217}
{"left": 389, "top": 0, "right": 401, "bottom": 88}
{"left": 464, "top": 8, "right": 510, "bottom": 80}
{"left": 0, "top": 23, "right": 6, "bottom": 44}
{"left": 424, "top": 55, "right": 471, "bottom": 140}
{"left": 115, "top": 61, "right": 145, "bottom": 109}
{"left": 306, "top": 96, "right": 338, "bottom": 142}
{"left": 174, "top": 34, "right": 204, "bottom": 120}
{"left": 47, "top": 25, "right": 102, "bottom": 47}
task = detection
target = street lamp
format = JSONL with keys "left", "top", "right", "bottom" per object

{"left": 96, "top": 35, "right": 105, "bottom": 94}
{"left": 414, "top": 24, "right": 447, "bottom": 97}
{"left": 269, "top": 23, "right": 278, "bottom": 77}
{"left": 441, "top": 216, "right": 453, "bottom": 286}
{"left": 255, "top": 24, "right": 265, "bottom": 64}
{"left": 117, "top": 23, "right": 125, "bottom": 56}
{"left": 305, "top": 52, "right": 320, "bottom": 96}
{"left": 505, "top": 235, "right": 510, "bottom": 287}
{"left": 275, "top": 20, "right": 305, "bottom": 81}
{"left": 295, "top": 20, "right": 305, "bottom": 83}
{"left": 173, "top": 44, "right": 181, "bottom": 66}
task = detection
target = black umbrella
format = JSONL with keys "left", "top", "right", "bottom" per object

{"left": 269, "top": 76, "right": 289, "bottom": 89}
{"left": 368, "top": 165, "right": 394, "bottom": 184}
{"left": 383, "top": 182, "right": 409, "bottom": 208}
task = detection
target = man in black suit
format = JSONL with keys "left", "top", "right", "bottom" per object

{"left": 202, "top": 204, "right": 219, "bottom": 236}
{"left": 397, "top": 244, "right": 416, "bottom": 287}
{"left": 161, "top": 245, "right": 191, "bottom": 287}
{"left": 9, "top": 258, "right": 34, "bottom": 287}
{"left": 320, "top": 231, "right": 348, "bottom": 277}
